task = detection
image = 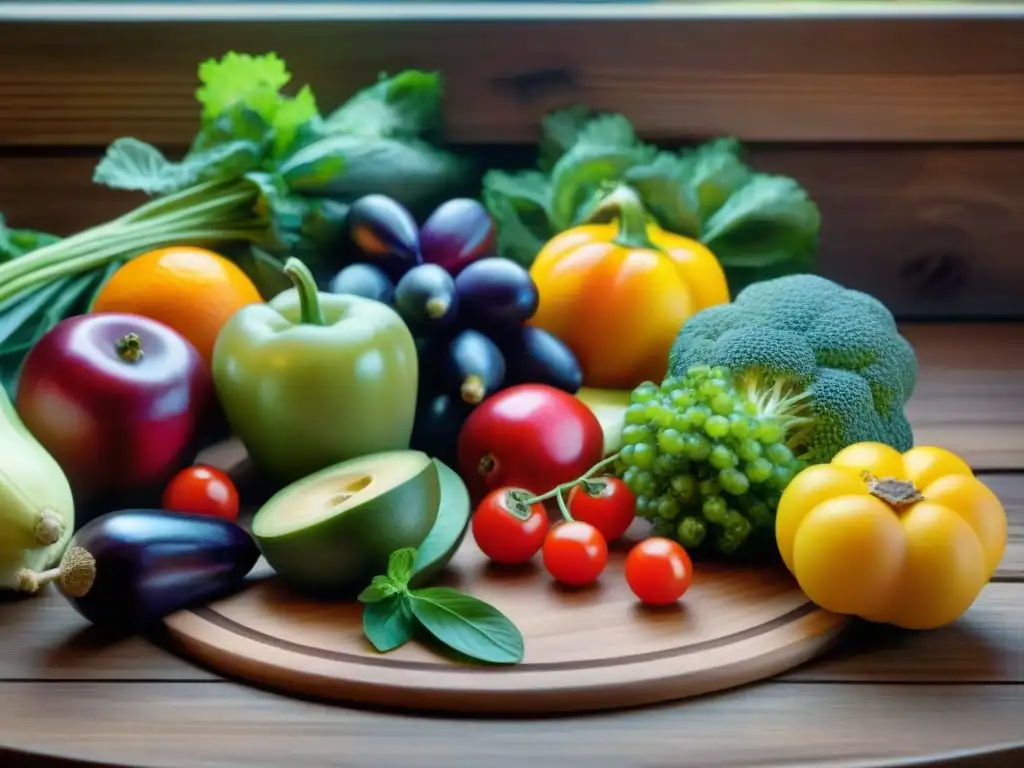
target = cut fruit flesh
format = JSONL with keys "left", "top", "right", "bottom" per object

{"left": 253, "top": 451, "right": 433, "bottom": 539}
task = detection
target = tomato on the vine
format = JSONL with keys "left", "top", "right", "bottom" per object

{"left": 567, "top": 477, "right": 637, "bottom": 542}
{"left": 542, "top": 521, "right": 608, "bottom": 586}
{"left": 471, "top": 487, "right": 550, "bottom": 565}
{"left": 625, "top": 537, "right": 693, "bottom": 605}
{"left": 162, "top": 465, "right": 240, "bottom": 521}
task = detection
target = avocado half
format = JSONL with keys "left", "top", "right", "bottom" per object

{"left": 252, "top": 450, "right": 440, "bottom": 597}
{"left": 409, "top": 459, "right": 472, "bottom": 587}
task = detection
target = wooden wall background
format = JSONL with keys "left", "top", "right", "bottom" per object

{"left": 0, "top": 5, "right": 1022, "bottom": 319}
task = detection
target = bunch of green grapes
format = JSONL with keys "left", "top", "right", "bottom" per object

{"left": 614, "top": 365, "right": 808, "bottom": 555}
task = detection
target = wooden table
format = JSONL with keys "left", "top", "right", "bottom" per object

{"left": 1, "top": 323, "right": 1021, "bottom": 768}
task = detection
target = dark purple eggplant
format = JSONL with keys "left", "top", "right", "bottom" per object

{"left": 394, "top": 264, "right": 458, "bottom": 332}
{"left": 329, "top": 263, "right": 395, "bottom": 304}
{"left": 500, "top": 325, "right": 583, "bottom": 394}
{"left": 443, "top": 329, "right": 506, "bottom": 405}
{"left": 16, "top": 509, "right": 260, "bottom": 632}
{"left": 345, "top": 194, "right": 421, "bottom": 278}
{"left": 410, "top": 392, "right": 475, "bottom": 468}
{"left": 453, "top": 257, "right": 539, "bottom": 330}
{"left": 419, "top": 198, "right": 496, "bottom": 277}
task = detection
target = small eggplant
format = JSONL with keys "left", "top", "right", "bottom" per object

{"left": 500, "top": 325, "right": 583, "bottom": 394}
{"left": 419, "top": 198, "right": 496, "bottom": 277}
{"left": 329, "top": 263, "right": 396, "bottom": 305}
{"left": 16, "top": 509, "right": 260, "bottom": 632}
{"left": 395, "top": 264, "right": 459, "bottom": 333}
{"left": 410, "top": 392, "right": 475, "bottom": 468}
{"left": 443, "top": 329, "right": 506, "bottom": 405}
{"left": 453, "top": 257, "right": 539, "bottom": 330}
{"left": 345, "top": 194, "right": 421, "bottom": 279}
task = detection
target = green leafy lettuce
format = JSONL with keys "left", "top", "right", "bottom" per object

{"left": 482, "top": 106, "right": 821, "bottom": 294}
{"left": 0, "top": 52, "right": 468, "bottom": 397}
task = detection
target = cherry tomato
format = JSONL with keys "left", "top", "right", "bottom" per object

{"left": 625, "top": 537, "right": 693, "bottom": 605}
{"left": 457, "top": 384, "right": 604, "bottom": 503}
{"left": 162, "top": 465, "right": 240, "bottom": 521}
{"left": 567, "top": 476, "right": 637, "bottom": 542}
{"left": 542, "top": 521, "right": 608, "bottom": 586}
{"left": 471, "top": 487, "right": 550, "bottom": 565}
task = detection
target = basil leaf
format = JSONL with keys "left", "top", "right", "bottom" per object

{"left": 387, "top": 548, "right": 416, "bottom": 586}
{"left": 357, "top": 575, "right": 402, "bottom": 604}
{"left": 362, "top": 594, "right": 416, "bottom": 653}
{"left": 408, "top": 587, "right": 524, "bottom": 665}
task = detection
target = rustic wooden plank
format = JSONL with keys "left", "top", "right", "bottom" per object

{"left": 0, "top": 680, "right": 1021, "bottom": 768}
{"left": 4, "top": 146, "right": 1024, "bottom": 320}
{"left": 0, "top": 12, "right": 1022, "bottom": 146}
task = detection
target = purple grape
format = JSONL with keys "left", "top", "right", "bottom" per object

{"left": 453, "top": 257, "right": 538, "bottom": 330}
{"left": 419, "top": 198, "right": 496, "bottom": 277}
{"left": 345, "top": 194, "right": 421, "bottom": 279}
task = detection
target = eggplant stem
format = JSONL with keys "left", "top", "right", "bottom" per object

{"left": 461, "top": 375, "right": 486, "bottom": 404}
{"left": 425, "top": 297, "right": 449, "bottom": 319}
{"left": 35, "top": 508, "right": 64, "bottom": 546}
{"left": 16, "top": 546, "right": 96, "bottom": 598}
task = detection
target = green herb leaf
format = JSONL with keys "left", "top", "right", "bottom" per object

{"left": 537, "top": 104, "right": 592, "bottom": 173}
{"left": 387, "top": 547, "right": 417, "bottom": 586}
{"left": 358, "top": 575, "right": 403, "bottom": 604}
{"left": 481, "top": 169, "right": 552, "bottom": 268}
{"left": 408, "top": 586, "right": 524, "bottom": 665}
{"left": 679, "top": 137, "right": 752, "bottom": 222}
{"left": 623, "top": 153, "right": 702, "bottom": 239}
{"left": 320, "top": 70, "right": 444, "bottom": 140}
{"left": 362, "top": 594, "right": 417, "bottom": 653}
{"left": 0, "top": 215, "right": 60, "bottom": 262}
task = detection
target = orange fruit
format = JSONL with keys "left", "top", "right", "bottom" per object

{"left": 91, "top": 246, "right": 263, "bottom": 365}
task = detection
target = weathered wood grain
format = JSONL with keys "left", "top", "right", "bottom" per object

{"left": 0, "top": 681, "right": 1022, "bottom": 768}
{"left": 0, "top": 12, "right": 1022, "bottom": 146}
{"left": 3, "top": 147, "right": 1024, "bottom": 320}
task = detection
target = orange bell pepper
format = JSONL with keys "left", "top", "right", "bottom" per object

{"left": 528, "top": 186, "right": 729, "bottom": 390}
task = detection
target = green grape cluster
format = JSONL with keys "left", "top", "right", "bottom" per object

{"left": 615, "top": 365, "right": 808, "bottom": 555}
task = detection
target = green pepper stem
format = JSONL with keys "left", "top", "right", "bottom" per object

{"left": 283, "top": 257, "right": 326, "bottom": 326}
{"left": 584, "top": 185, "right": 659, "bottom": 251}
{"left": 524, "top": 453, "right": 622, "bottom": 508}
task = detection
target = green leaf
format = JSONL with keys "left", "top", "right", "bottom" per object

{"left": 481, "top": 169, "right": 553, "bottom": 269}
{"left": 622, "top": 153, "right": 702, "bottom": 238}
{"left": 701, "top": 174, "right": 821, "bottom": 269}
{"left": 357, "top": 575, "right": 403, "bottom": 604}
{"left": 362, "top": 594, "right": 417, "bottom": 653}
{"left": 537, "top": 105, "right": 592, "bottom": 173}
{"left": 386, "top": 547, "right": 417, "bottom": 586}
{"left": 679, "top": 138, "right": 752, "bottom": 223}
{"left": 408, "top": 586, "right": 524, "bottom": 665}
{"left": 0, "top": 215, "right": 60, "bottom": 262}
{"left": 320, "top": 70, "right": 444, "bottom": 140}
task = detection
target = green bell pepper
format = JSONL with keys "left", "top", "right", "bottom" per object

{"left": 212, "top": 258, "right": 418, "bottom": 483}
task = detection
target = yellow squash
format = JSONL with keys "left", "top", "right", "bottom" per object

{"left": 528, "top": 186, "right": 729, "bottom": 390}
{"left": 776, "top": 442, "right": 1007, "bottom": 630}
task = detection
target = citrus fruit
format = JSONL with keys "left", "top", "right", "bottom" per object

{"left": 91, "top": 246, "right": 262, "bottom": 364}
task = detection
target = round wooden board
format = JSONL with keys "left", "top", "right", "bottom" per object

{"left": 163, "top": 525, "right": 848, "bottom": 715}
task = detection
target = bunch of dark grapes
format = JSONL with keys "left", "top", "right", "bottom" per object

{"left": 615, "top": 365, "right": 808, "bottom": 555}
{"left": 326, "top": 195, "right": 582, "bottom": 466}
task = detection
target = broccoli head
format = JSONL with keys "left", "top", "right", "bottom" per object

{"left": 668, "top": 274, "right": 917, "bottom": 464}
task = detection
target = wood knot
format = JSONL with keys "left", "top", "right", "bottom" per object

{"left": 492, "top": 68, "right": 578, "bottom": 103}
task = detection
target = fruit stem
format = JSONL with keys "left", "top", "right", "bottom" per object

{"left": 425, "top": 296, "right": 449, "bottom": 320}
{"left": 0, "top": 465, "right": 66, "bottom": 550}
{"left": 115, "top": 333, "right": 144, "bottom": 363}
{"left": 555, "top": 488, "right": 575, "bottom": 523}
{"left": 585, "top": 185, "right": 660, "bottom": 252}
{"left": 862, "top": 471, "right": 924, "bottom": 510}
{"left": 523, "top": 453, "right": 622, "bottom": 505}
{"left": 283, "top": 257, "right": 326, "bottom": 326}
{"left": 16, "top": 546, "right": 97, "bottom": 598}
{"left": 461, "top": 375, "right": 486, "bottom": 405}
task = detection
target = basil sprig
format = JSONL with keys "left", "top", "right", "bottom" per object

{"left": 358, "top": 548, "right": 524, "bottom": 665}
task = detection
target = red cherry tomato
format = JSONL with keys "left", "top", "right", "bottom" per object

{"left": 162, "top": 465, "right": 240, "bottom": 521}
{"left": 625, "top": 537, "right": 693, "bottom": 606}
{"left": 457, "top": 384, "right": 604, "bottom": 503}
{"left": 567, "top": 476, "right": 637, "bottom": 542}
{"left": 471, "top": 487, "right": 550, "bottom": 565}
{"left": 542, "top": 521, "right": 608, "bottom": 586}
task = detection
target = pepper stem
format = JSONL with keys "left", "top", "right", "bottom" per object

{"left": 584, "top": 185, "right": 659, "bottom": 251}
{"left": 16, "top": 546, "right": 96, "bottom": 598}
{"left": 283, "top": 257, "right": 326, "bottom": 326}
{"left": 862, "top": 471, "right": 925, "bottom": 509}
{"left": 115, "top": 333, "right": 144, "bottom": 363}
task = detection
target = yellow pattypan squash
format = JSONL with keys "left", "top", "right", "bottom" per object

{"left": 776, "top": 442, "right": 1007, "bottom": 630}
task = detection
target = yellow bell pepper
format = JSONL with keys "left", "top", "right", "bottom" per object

{"left": 528, "top": 185, "right": 729, "bottom": 390}
{"left": 776, "top": 442, "right": 1007, "bottom": 630}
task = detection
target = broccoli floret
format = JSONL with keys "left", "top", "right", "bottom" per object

{"left": 668, "top": 274, "right": 917, "bottom": 464}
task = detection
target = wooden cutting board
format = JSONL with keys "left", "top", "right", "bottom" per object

{"left": 163, "top": 500, "right": 847, "bottom": 714}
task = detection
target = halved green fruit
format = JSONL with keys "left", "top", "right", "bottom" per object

{"left": 409, "top": 459, "right": 471, "bottom": 587}
{"left": 253, "top": 450, "right": 440, "bottom": 597}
